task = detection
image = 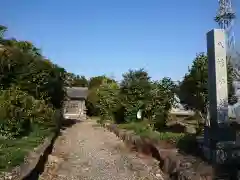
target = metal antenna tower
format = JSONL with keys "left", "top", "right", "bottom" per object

{"left": 215, "top": 0, "right": 236, "bottom": 66}
{"left": 215, "top": 0, "right": 240, "bottom": 95}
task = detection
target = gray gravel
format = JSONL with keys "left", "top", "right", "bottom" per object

{"left": 40, "top": 119, "right": 165, "bottom": 180}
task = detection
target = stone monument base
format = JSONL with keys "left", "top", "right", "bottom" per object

{"left": 198, "top": 123, "right": 240, "bottom": 165}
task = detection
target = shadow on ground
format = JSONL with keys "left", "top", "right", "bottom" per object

{"left": 23, "top": 118, "right": 82, "bottom": 180}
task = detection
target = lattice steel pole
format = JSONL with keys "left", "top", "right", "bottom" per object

{"left": 215, "top": 0, "right": 239, "bottom": 98}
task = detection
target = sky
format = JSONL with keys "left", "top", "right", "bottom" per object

{"left": 1, "top": 0, "right": 240, "bottom": 81}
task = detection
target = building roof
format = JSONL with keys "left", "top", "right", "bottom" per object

{"left": 66, "top": 87, "right": 88, "bottom": 99}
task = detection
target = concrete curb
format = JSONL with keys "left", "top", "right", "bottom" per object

{"left": 0, "top": 132, "right": 58, "bottom": 180}
{"left": 103, "top": 123, "right": 214, "bottom": 180}
{"left": 0, "top": 110, "right": 63, "bottom": 180}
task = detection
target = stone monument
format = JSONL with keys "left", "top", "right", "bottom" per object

{"left": 201, "top": 29, "right": 240, "bottom": 164}
{"left": 207, "top": 29, "right": 228, "bottom": 126}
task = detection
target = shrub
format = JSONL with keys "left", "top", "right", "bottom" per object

{"left": 86, "top": 88, "right": 100, "bottom": 116}
{"left": 118, "top": 121, "right": 184, "bottom": 143}
{"left": 86, "top": 76, "right": 117, "bottom": 117}
{"left": 95, "top": 69, "right": 176, "bottom": 128}
{"left": 120, "top": 69, "right": 152, "bottom": 122}
{"left": 0, "top": 87, "right": 55, "bottom": 138}
{"left": 96, "top": 81, "right": 120, "bottom": 123}
{"left": 0, "top": 46, "right": 66, "bottom": 109}
{"left": 145, "top": 78, "right": 176, "bottom": 130}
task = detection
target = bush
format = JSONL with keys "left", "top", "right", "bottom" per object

{"left": 96, "top": 81, "right": 120, "bottom": 123}
{"left": 0, "top": 46, "right": 66, "bottom": 109}
{"left": 0, "top": 87, "right": 55, "bottom": 138}
{"left": 118, "top": 121, "right": 185, "bottom": 143}
{"left": 145, "top": 78, "right": 176, "bottom": 130}
{"left": 0, "top": 25, "right": 63, "bottom": 172}
{"left": 95, "top": 69, "right": 176, "bottom": 129}
{"left": 120, "top": 69, "right": 152, "bottom": 122}
{"left": 86, "top": 88, "right": 100, "bottom": 116}
{"left": 86, "top": 76, "right": 117, "bottom": 117}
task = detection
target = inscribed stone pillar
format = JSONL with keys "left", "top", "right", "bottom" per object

{"left": 207, "top": 29, "right": 228, "bottom": 126}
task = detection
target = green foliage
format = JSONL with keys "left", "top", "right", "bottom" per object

{"left": 145, "top": 78, "right": 176, "bottom": 130}
{"left": 95, "top": 69, "right": 175, "bottom": 128}
{"left": 0, "top": 87, "right": 55, "bottom": 138}
{"left": 86, "top": 75, "right": 117, "bottom": 116}
{"left": 118, "top": 121, "right": 184, "bottom": 143}
{"left": 96, "top": 81, "right": 120, "bottom": 123}
{"left": 65, "top": 73, "right": 88, "bottom": 87}
{"left": 86, "top": 87, "right": 101, "bottom": 116}
{"left": 178, "top": 53, "right": 235, "bottom": 113}
{"left": 0, "top": 25, "right": 64, "bottom": 136}
{"left": 0, "top": 24, "right": 65, "bottom": 172}
{"left": 0, "top": 45, "right": 65, "bottom": 109}
{"left": 0, "top": 125, "right": 53, "bottom": 172}
{"left": 120, "top": 69, "right": 152, "bottom": 122}
{"left": 88, "top": 75, "right": 116, "bottom": 89}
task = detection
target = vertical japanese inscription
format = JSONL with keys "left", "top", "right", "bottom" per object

{"left": 207, "top": 29, "right": 228, "bottom": 124}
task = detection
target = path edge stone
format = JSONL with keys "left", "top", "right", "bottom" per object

{"left": 0, "top": 111, "right": 63, "bottom": 180}
{"left": 0, "top": 132, "right": 58, "bottom": 180}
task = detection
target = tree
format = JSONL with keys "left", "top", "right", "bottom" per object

{"left": 96, "top": 81, "right": 120, "bottom": 123}
{"left": 13, "top": 41, "right": 42, "bottom": 57}
{"left": 145, "top": 77, "right": 176, "bottom": 129}
{"left": 88, "top": 75, "right": 116, "bottom": 89}
{"left": 86, "top": 75, "right": 116, "bottom": 116}
{"left": 178, "top": 53, "right": 235, "bottom": 114}
{"left": 120, "top": 68, "right": 152, "bottom": 122}
{"left": 73, "top": 75, "right": 88, "bottom": 87}
{"left": 0, "top": 25, "right": 66, "bottom": 109}
{"left": 65, "top": 73, "right": 88, "bottom": 87}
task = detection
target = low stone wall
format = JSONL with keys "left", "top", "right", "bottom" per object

{"left": 104, "top": 123, "right": 214, "bottom": 180}
{"left": 0, "top": 110, "right": 62, "bottom": 180}
{"left": 0, "top": 133, "right": 57, "bottom": 180}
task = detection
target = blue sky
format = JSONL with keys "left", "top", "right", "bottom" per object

{"left": 1, "top": 0, "right": 240, "bottom": 81}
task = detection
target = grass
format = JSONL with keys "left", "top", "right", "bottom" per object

{"left": 0, "top": 127, "right": 53, "bottom": 173}
{"left": 117, "top": 121, "right": 200, "bottom": 154}
{"left": 117, "top": 121, "right": 185, "bottom": 144}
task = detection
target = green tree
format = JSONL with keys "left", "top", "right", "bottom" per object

{"left": 13, "top": 41, "right": 42, "bottom": 57}
{"left": 0, "top": 87, "right": 55, "bottom": 138}
{"left": 86, "top": 75, "right": 116, "bottom": 116}
{"left": 145, "top": 77, "right": 176, "bottom": 129}
{"left": 65, "top": 73, "right": 88, "bottom": 87}
{"left": 96, "top": 81, "right": 120, "bottom": 123}
{"left": 0, "top": 25, "right": 66, "bottom": 109}
{"left": 120, "top": 69, "right": 152, "bottom": 122}
{"left": 179, "top": 53, "right": 235, "bottom": 114}
{"left": 88, "top": 75, "right": 116, "bottom": 89}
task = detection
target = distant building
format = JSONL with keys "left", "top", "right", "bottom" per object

{"left": 64, "top": 87, "right": 88, "bottom": 120}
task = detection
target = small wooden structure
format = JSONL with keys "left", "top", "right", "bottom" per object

{"left": 64, "top": 87, "right": 88, "bottom": 120}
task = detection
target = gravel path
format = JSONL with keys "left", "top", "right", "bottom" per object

{"left": 39, "top": 119, "right": 165, "bottom": 180}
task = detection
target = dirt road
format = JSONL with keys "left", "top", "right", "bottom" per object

{"left": 39, "top": 119, "right": 165, "bottom": 180}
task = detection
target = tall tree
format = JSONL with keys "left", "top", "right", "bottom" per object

{"left": 120, "top": 68, "right": 152, "bottom": 122}
{"left": 178, "top": 53, "right": 235, "bottom": 114}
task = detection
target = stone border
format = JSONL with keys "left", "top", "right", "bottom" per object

{"left": 0, "top": 132, "right": 58, "bottom": 180}
{"left": 103, "top": 123, "right": 214, "bottom": 180}
{"left": 0, "top": 110, "right": 62, "bottom": 180}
